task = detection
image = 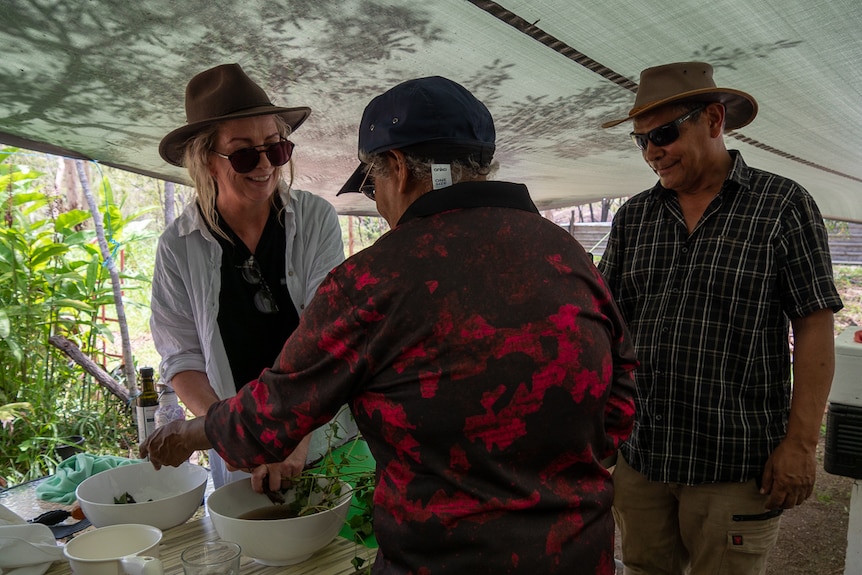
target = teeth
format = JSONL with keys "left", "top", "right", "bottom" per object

{"left": 249, "top": 175, "right": 269, "bottom": 182}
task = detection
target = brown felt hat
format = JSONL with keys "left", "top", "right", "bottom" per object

{"left": 159, "top": 63, "right": 311, "bottom": 166}
{"left": 601, "top": 61, "right": 757, "bottom": 130}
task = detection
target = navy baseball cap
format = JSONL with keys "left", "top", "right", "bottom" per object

{"left": 337, "top": 76, "right": 496, "bottom": 195}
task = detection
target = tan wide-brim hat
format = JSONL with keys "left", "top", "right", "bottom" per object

{"left": 601, "top": 61, "right": 758, "bottom": 130}
{"left": 159, "top": 63, "right": 311, "bottom": 167}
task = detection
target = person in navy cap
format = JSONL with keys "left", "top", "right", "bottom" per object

{"left": 143, "top": 76, "right": 638, "bottom": 574}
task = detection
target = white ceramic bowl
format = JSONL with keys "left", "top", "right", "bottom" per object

{"left": 76, "top": 461, "right": 208, "bottom": 530}
{"left": 64, "top": 523, "right": 163, "bottom": 575}
{"left": 206, "top": 476, "right": 352, "bottom": 566}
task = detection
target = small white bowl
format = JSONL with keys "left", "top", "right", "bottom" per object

{"left": 76, "top": 461, "right": 208, "bottom": 530}
{"left": 206, "top": 476, "right": 352, "bottom": 566}
{"left": 64, "top": 523, "right": 163, "bottom": 575}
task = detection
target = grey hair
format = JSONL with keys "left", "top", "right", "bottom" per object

{"left": 361, "top": 150, "right": 498, "bottom": 185}
{"left": 181, "top": 116, "right": 294, "bottom": 242}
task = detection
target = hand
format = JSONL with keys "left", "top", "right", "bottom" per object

{"left": 139, "top": 418, "right": 209, "bottom": 470}
{"left": 249, "top": 436, "right": 312, "bottom": 494}
{"left": 759, "top": 437, "right": 816, "bottom": 510}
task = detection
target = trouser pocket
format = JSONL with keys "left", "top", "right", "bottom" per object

{"left": 719, "top": 512, "right": 782, "bottom": 574}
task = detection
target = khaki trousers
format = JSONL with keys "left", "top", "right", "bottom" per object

{"left": 613, "top": 454, "right": 782, "bottom": 575}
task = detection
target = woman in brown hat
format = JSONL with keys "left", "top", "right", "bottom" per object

{"left": 150, "top": 63, "right": 355, "bottom": 489}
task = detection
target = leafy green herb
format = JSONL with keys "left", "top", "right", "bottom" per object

{"left": 113, "top": 491, "right": 137, "bottom": 504}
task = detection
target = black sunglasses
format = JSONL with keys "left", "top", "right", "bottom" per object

{"left": 630, "top": 106, "right": 704, "bottom": 151}
{"left": 359, "top": 162, "right": 375, "bottom": 201}
{"left": 213, "top": 138, "right": 294, "bottom": 173}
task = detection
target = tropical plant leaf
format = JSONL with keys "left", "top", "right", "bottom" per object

{"left": 0, "top": 402, "right": 31, "bottom": 423}
{"left": 30, "top": 244, "right": 69, "bottom": 267}
{"left": 48, "top": 298, "right": 98, "bottom": 313}
{"left": 55, "top": 209, "right": 93, "bottom": 234}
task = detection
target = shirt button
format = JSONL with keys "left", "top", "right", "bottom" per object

{"left": 288, "top": 270, "right": 294, "bottom": 277}
{"left": 656, "top": 415, "right": 663, "bottom": 421}
{"left": 681, "top": 247, "right": 689, "bottom": 253}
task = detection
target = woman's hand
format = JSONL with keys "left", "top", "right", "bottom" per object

{"left": 139, "top": 417, "right": 210, "bottom": 469}
{"left": 248, "top": 435, "right": 313, "bottom": 493}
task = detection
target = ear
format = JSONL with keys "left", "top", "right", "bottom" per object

{"left": 388, "top": 149, "right": 410, "bottom": 195}
{"left": 705, "top": 103, "right": 726, "bottom": 137}
{"left": 208, "top": 154, "right": 219, "bottom": 178}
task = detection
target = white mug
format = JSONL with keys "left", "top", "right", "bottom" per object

{"left": 63, "top": 523, "right": 164, "bottom": 575}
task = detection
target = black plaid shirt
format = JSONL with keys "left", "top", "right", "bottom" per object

{"left": 598, "top": 151, "right": 843, "bottom": 484}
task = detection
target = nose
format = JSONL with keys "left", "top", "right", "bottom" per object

{"left": 253, "top": 146, "right": 273, "bottom": 169}
{"left": 644, "top": 139, "right": 664, "bottom": 160}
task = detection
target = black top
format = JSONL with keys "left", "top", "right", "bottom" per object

{"left": 210, "top": 201, "right": 300, "bottom": 391}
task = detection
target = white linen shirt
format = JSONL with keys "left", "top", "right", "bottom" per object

{"left": 150, "top": 183, "right": 354, "bottom": 483}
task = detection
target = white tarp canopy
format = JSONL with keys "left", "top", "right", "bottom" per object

{"left": 2, "top": 0, "right": 861, "bottom": 219}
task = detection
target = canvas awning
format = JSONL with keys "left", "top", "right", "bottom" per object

{"left": 2, "top": 0, "right": 860, "bottom": 219}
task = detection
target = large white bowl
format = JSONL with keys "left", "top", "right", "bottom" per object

{"left": 206, "top": 476, "right": 352, "bottom": 566}
{"left": 76, "top": 461, "right": 208, "bottom": 530}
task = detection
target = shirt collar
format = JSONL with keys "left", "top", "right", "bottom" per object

{"left": 397, "top": 181, "right": 540, "bottom": 226}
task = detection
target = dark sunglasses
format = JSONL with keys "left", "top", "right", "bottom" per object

{"left": 213, "top": 138, "right": 294, "bottom": 173}
{"left": 630, "top": 106, "right": 704, "bottom": 151}
{"left": 359, "top": 162, "right": 375, "bottom": 200}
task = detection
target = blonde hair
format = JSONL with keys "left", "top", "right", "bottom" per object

{"left": 181, "top": 115, "right": 295, "bottom": 242}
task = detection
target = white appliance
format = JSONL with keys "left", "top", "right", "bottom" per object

{"left": 824, "top": 326, "right": 862, "bottom": 575}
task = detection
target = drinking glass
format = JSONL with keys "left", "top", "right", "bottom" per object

{"left": 181, "top": 541, "right": 241, "bottom": 575}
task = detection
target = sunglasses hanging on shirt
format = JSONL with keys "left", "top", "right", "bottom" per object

{"left": 238, "top": 255, "right": 279, "bottom": 314}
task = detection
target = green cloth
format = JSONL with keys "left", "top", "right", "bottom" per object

{"left": 35, "top": 453, "right": 141, "bottom": 504}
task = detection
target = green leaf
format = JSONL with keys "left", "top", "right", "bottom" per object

{"left": 48, "top": 298, "right": 97, "bottom": 313}
{"left": 3, "top": 336, "right": 23, "bottom": 364}
{"left": 55, "top": 210, "right": 93, "bottom": 234}
{"left": 0, "top": 402, "right": 31, "bottom": 423}
{"left": 10, "top": 191, "right": 47, "bottom": 207}
{"left": 61, "top": 229, "right": 93, "bottom": 247}
{"left": 30, "top": 244, "right": 69, "bottom": 267}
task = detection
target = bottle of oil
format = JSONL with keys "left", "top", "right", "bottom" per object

{"left": 136, "top": 366, "right": 159, "bottom": 444}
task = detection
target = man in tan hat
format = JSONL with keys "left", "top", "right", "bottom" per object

{"left": 598, "top": 62, "right": 843, "bottom": 574}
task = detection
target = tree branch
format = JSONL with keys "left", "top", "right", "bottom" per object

{"left": 48, "top": 335, "right": 131, "bottom": 407}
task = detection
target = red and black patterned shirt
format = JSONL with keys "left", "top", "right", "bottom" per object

{"left": 206, "top": 181, "right": 637, "bottom": 574}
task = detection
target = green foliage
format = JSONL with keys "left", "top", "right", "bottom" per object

{"left": 833, "top": 265, "right": 862, "bottom": 334}
{"left": 340, "top": 215, "right": 389, "bottom": 257}
{"left": 297, "top": 420, "right": 376, "bottom": 573}
{"left": 0, "top": 150, "right": 151, "bottom": 485}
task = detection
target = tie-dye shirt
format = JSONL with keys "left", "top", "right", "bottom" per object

{"left": 206, "top": 181, "right": 638, "bottom": 574}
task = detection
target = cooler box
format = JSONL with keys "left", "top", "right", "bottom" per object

{"left": 825, "top": 327, "right": 862, "bottom": 479}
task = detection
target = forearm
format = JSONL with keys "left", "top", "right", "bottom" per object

{"left": 787, "top": 308, "right": 835, "bottom": 448}
{"left": 170, "top": 370, "right": 221, "bottom": 417}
